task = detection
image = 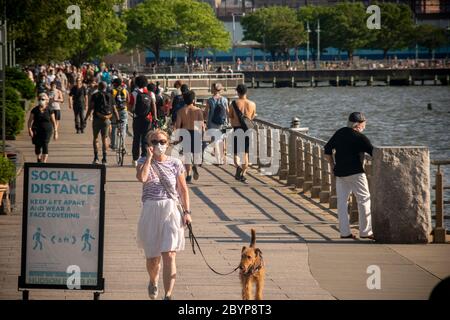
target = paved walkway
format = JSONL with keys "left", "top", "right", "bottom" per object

{"left": 0, "top": 98, "right": 449, "bottom": 300}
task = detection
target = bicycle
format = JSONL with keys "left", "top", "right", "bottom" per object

{"left": 115, "top": 120, "right": 126, "bottom": 166}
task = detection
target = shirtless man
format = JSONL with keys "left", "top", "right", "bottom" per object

{"left": 228, "top": 84, "right": 256, "bottom": 182}
{"left": 175, "top": 90, "right": 204, "bottom": 183}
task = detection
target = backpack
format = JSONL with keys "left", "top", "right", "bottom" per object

{"left": 134, "top": 91, "right": 151, "bottom": 118}
{"left": 155, "top": 94, "right": 164, "bottom": 118}
{"left": 101, "top": 71, "right": 111, "bottom": 84}
{"left": 171, "top": 94, "right": 185, "bottom": 122}
{"left": 94, "top": 92, "right": 113, "bottom": 120}
{"left": 210, "top": 97, "right": 227, "bottom": 125}
{"left": 114, "top": 87, "right": 127, "bottom": 110}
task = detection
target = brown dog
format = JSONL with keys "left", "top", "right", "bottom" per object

{"left": 239, "top": 229, "right": 265, "bottom": 300}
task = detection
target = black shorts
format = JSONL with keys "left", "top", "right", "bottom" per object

{"left": 233, "top": 127, "right": 250, "bottom": 155}
{"left": 52, "top": 110, "right": 61, "bottom": 121}
{"left": 179, "top": 129, "right": 203, "bottom": 154}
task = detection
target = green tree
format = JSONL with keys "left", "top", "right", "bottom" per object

{"left": 173, "top": 0, "right": 230, "bottom": 63}
{"left": 414, "top": 24, "right": 449, "bottom": 57}
{"left": 69, "top": 1, "right": 126, "bottom": 66}
{"left": 6, "top": 0, "right": 126, "bottom": 65}
{"left": 241, "top": 6, "right": 305, "bottom": 60}
{"left": 368, "top": 3, "right": 415, "bottom": 59}
{"left": 331, "top": 2, "right": 374, "bottom": 60}
{"left": 124, "top": 0, "right": 178, "bottom": 64}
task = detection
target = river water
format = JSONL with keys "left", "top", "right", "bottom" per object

{"left": 247, "top": 86, "right": 450, "bottom": 226}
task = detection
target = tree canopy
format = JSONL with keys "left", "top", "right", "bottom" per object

{"left": 368, "top": 2, "right": 415, "bottom": 58}
{"left": 331, "top": 2, "right": 375, "bottom": 60}
{"left": 6, "top": 0, "right": 126, "bottom": 65}
{"left": 297, "top": 5, "right": 337, "bottom": 58}
{"left": 123, "top": 0, "right": 178, "bottom": 63}
{"left": 414, "top": 24, "right": 449, "bottom": 55}
{"left": 4, "top": 0, "right": 449, "bottom": 64}
{"left": 241, "top": 6, "right": 305, "bottom": 60}
{"left": 124, "top": 0, "right": 231, "bottom": 63}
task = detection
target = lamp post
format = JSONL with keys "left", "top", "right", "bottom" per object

{"left": 316, "top": 19, "right": 320, "bottom": 69}
{"left": 306, "top": 21, "right": 311, "bottom": 68}
{"left": 0, "top": 18, "right": 6, "bottom": 155}
{"left": 414, "top": 16, "right": 419, "bottom": 61}
{"left": 232, "top": 13, "right": 245, "bottom": 65}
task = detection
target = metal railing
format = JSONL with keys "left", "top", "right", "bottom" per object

{"left": 120, "top": 59, "right": 450, "bottom": 74}
{"left": 139, "top": 73, "right": 244, "bottom": 94}
{"left": 431, "top": 159, "right": 450, "bottom": 243}
{"left": 229, "top": 59, "right": 450, "bottom": 72}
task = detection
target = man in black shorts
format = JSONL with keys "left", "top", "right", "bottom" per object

{"left": 175, "top": 90, "right": 204, "bottom": 183}
{"left": 85, "top": 81, "right": 119, "bottom": 165}
{"left": 228, "top": 84, "right": 256, "bottom": 182}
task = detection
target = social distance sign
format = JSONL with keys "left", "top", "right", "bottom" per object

{"left": 30, "top": 170, "right": 95, "bottom": 195}
{"left": 22, "top": 165, "right": 104, "bottom": 288}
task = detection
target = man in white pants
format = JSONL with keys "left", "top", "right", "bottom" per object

{"left": 324, "top": 112, "right": 374, "bottom": 240}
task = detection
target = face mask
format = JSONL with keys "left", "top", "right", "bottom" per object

{"left": 153, "top": 143, "right": 167, "bottom": 156}
{"left": 38, "top": 100, "right": 46, "bottom": 107}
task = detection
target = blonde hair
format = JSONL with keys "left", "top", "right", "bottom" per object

{"left": 146, "top": 129, "right": 170, "bottom": 144}
{"left": 211, "top": 82, "right": 223, "bottom": 94}
{"left": 38, "top": 93, "right": 49, "bottom": 100}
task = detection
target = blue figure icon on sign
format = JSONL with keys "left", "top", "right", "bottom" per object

{"left": 32, "top": 227, "right": 46, "bottom": 250}
{"left": 81, "top": 228, "right": 95, "bottom": 252}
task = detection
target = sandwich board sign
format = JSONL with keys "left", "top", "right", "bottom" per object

{"left": 18, "top": 163, "right": 105, "bottom": 298}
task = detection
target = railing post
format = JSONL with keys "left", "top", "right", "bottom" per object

{"left": 279, "top": 132, "right": 288, "bottom": 180}
{"left": 319, "top": 148, "right": 331, "bottom": 203}
{"left": 287, "top": 118, "right": 301, "bottom": 185}
{"left": 311, "top": 144, "right": 322, "bottom": 198}
{"left": 256, "top": 124, "right": 262, "bottom": 168}
{"left": 302, "top": 142, "right": 313, "bottom": 192}
{"left": 329, "top": 152, "right": 337, "bottom": 209}
{"left": 434, "top": 164, "right": 446, "bottom": 243}
{"left": 296, "top": 138, "right": 305, "bottom": 188}
{"left": 287, "top": 134, "right": 298, "bottom": 186}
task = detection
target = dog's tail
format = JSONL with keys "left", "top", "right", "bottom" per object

{"left": 250, "top": 229, "right": 256, "bottom": 247}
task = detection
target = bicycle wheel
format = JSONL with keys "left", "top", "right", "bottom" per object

{"left": 116, "top": 132, "right": 122, "bottom": 165}
{"left": 118, "top": 133, "right": 125, "bottom": 166}
{"left": 120, "top": 145, "right": 126, "bottom": 167}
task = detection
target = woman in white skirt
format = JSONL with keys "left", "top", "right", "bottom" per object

{"left": 136, "top": 129, "right": 192, "bottom": 300}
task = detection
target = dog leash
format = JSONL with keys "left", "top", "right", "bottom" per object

{"left": 187, "top": 223, "right": 240, "bottom": 276}
{"left": 149, "top": 162, "right": 240, "bottom": 276}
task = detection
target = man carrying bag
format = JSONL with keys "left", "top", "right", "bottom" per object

{"left": 229, "top": 84, "right": 256, "bottom": 182}
{"left": 85, "top": 81, "right": 119, "bottom": 165}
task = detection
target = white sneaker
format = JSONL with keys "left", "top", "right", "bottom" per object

{"left": 148, "top": 283, "right": 158, "bottom": 300}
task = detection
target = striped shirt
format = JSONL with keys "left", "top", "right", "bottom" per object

{"left": 138, "top": 156, "right": 185, "bottom": 202}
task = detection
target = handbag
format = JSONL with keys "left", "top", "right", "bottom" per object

{"left": 150, "top": 159, "right": 186, "bottom": 219}
{"left": 232, "top": 101, "right": 255, "bottom": 131}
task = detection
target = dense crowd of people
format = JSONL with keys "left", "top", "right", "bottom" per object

{"left": 22, "top": 62, "right": 256, "bottom": 176}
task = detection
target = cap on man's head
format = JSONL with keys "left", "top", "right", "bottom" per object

{"left": 348, "top": 112, "right": 366, "bottom": 123}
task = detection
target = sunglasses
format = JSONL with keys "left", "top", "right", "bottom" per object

{"left": 39, "top": 98, "right": 47, "bottom": 101}
{"left": 151, "top": 140, "right": 167, "bottom": 146}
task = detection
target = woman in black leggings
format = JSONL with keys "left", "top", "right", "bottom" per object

{"left": 27, "top": 93, "right": 58, "bottom": 162}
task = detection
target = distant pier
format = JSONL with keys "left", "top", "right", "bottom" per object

{"left": 243, "top": 68, "right": 450, "bottom": 88}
